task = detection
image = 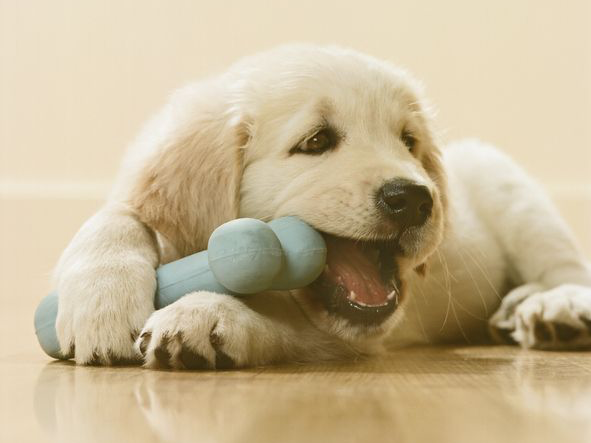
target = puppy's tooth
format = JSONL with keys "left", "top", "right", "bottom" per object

{"left": 350, "top": 291, "right": 357, "bottom": 300}
{"left": 387, "top": 290, "right": 396, "bottom": 300}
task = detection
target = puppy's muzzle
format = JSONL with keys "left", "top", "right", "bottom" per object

{"left": 377, "top": 179, "right": 433, "bottom": 228}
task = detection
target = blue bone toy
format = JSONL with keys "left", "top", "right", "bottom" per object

{"left": 34, "top": 217, "right": 326, "bottom": 360}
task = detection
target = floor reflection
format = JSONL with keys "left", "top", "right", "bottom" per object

{"left": 33, "top": 362, "right": 409, "bottom": 443}
{"left": 32, "top": 347, "right": 591, "bottom": 443}
{"left": 506, "top": 352, "right": 591, "bottom": 435}
{"left": 34, "top": 362, "right": 159, "bottom": 443}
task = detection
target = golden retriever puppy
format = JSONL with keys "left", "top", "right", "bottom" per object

{"left": 54, "top": 45, "right": 591, "bottom": 368}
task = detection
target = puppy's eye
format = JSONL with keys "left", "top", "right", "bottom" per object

{"left": 401, "top": 129, "right": 417, "bottom": 152}
{"left": 290, "top": 128, "right": 338, "bottom": 155}
{"left": 308, "top": 130, "right": 332, "bottom": 151}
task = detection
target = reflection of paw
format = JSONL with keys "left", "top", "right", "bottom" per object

{"left": 136, "top": 292, "right": 269, "bottom": 370}
{"left": 491, "top": 284, "right": 591, "bottom": 350}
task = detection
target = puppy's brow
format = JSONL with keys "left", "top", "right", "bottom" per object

{"left": 316, "top": 98, "right": 335, "bottom": 118}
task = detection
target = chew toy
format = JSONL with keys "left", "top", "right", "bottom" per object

{"left": 34, "top": 217, "right": 326, "bottom": 360}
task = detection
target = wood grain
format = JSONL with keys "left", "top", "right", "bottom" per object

{"left": 2, "top": 346, "right": 591, "bottom": 443}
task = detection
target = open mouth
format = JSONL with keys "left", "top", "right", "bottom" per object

{"left": 310, "top": 233, "right": 402, "bottom": 325}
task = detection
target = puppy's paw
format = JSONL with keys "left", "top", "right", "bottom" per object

{"left": 489, "top": 283, "right": 543, "bottom": 345}
{"left": 56, "top": 267, "right": 156, "bottom": 366}
{"left": 136, "top": 292, "right": 272, "bottom": 370}
{"left": 492, "top": 284, "right": 591, "bottom": 350}
{"left": 56, "top": 300, "right": 152, "bottom": 366}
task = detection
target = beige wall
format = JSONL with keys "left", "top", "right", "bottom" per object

{"left": 0, "top": 0, "right": 589, "bottom": 352}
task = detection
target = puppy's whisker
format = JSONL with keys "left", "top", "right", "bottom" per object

{"left": 431, "top": 252, "right": 489, "bottom": 322}
{"left": 456, "top": 231, "right": 491, "bottom": 264}
{"left": 449, "top": 296, "right": 489, "bottom": 321}
{"left": 461, "top": 246, "right": 503, "bottom": 302}
{"left": 411, "top": 287, "right": 430, "bottom": 343}
{"left": 430, "top": 276, "right": 485, "bottom": 321}
{"left": 455, "top": 246, "right": 489, "bottom": 316}
{"left": 436, "top": 250, "right": 453, "bottom": 332}
{"left": 450, "top": 301, "right": 471, "bottom": 344}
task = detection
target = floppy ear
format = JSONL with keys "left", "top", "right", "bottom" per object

{"left": 421, "top": 143, "right": 448, "bottom": 220}
{"left": 127, "top": 85, "right": 249, "bottom": 257}
{"left": 413, "top": 100, "right": 448, "bottom": 230}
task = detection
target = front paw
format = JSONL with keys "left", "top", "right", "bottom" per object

{"left": 136, "top": 292, "right": 270, "bottom": 370}
{"left": 56, "top": 273, "right": 156, "bottom": 365}
{"left": 492, "top": 284, "right": 591, "bottom": 350}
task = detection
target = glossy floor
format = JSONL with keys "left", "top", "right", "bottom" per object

{"left": 2, "top": 346, "right": 591, "bottom": 443}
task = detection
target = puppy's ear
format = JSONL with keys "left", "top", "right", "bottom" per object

{"left": 128, "top": 85, "right": 250, "bottom": 256}
{"left": 421, "top": 144, "right": 448, "bottom": 217}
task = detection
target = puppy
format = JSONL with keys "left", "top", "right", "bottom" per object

{"left": 54, "top": 45, "right": 591, "bottom": 368}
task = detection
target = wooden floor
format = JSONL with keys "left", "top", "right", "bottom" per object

{"left": 1, "top": 346, "right": 590, "bottom": 443}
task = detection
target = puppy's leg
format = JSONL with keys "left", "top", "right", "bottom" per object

{"left": 55, "top": 203, "right": 159, "bottom": 365}
{"left": 449, "top": 141, "right": 591, "bottom": 349}
{"left": 136, "top": 291, "right": 352, "bottom": 369}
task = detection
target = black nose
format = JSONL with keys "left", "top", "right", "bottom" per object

{"left": 377, "top": 179, "right": 433, "bottom": 227}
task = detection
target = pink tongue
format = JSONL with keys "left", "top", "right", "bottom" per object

{"left": 324, "top": 236, "right": 389, "bottom": 306}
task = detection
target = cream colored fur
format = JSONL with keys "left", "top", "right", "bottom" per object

{"left": 54, "top": 45, "right": 591, "bottom": 368}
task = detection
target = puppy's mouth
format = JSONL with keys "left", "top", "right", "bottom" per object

{"left": 309, "top": 234, "right": 402, "bottom": 325}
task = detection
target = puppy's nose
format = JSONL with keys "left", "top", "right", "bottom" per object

{"left": 377, "top": 179, "right": 433, "bottom": 227}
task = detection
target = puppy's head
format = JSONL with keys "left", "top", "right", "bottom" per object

{"left": 129, "top": 45, "right": 447, "bottom": 344}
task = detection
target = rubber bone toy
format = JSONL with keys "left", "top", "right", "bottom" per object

{"left": 34, "top": 217, "right": 326, "bottom": 360}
